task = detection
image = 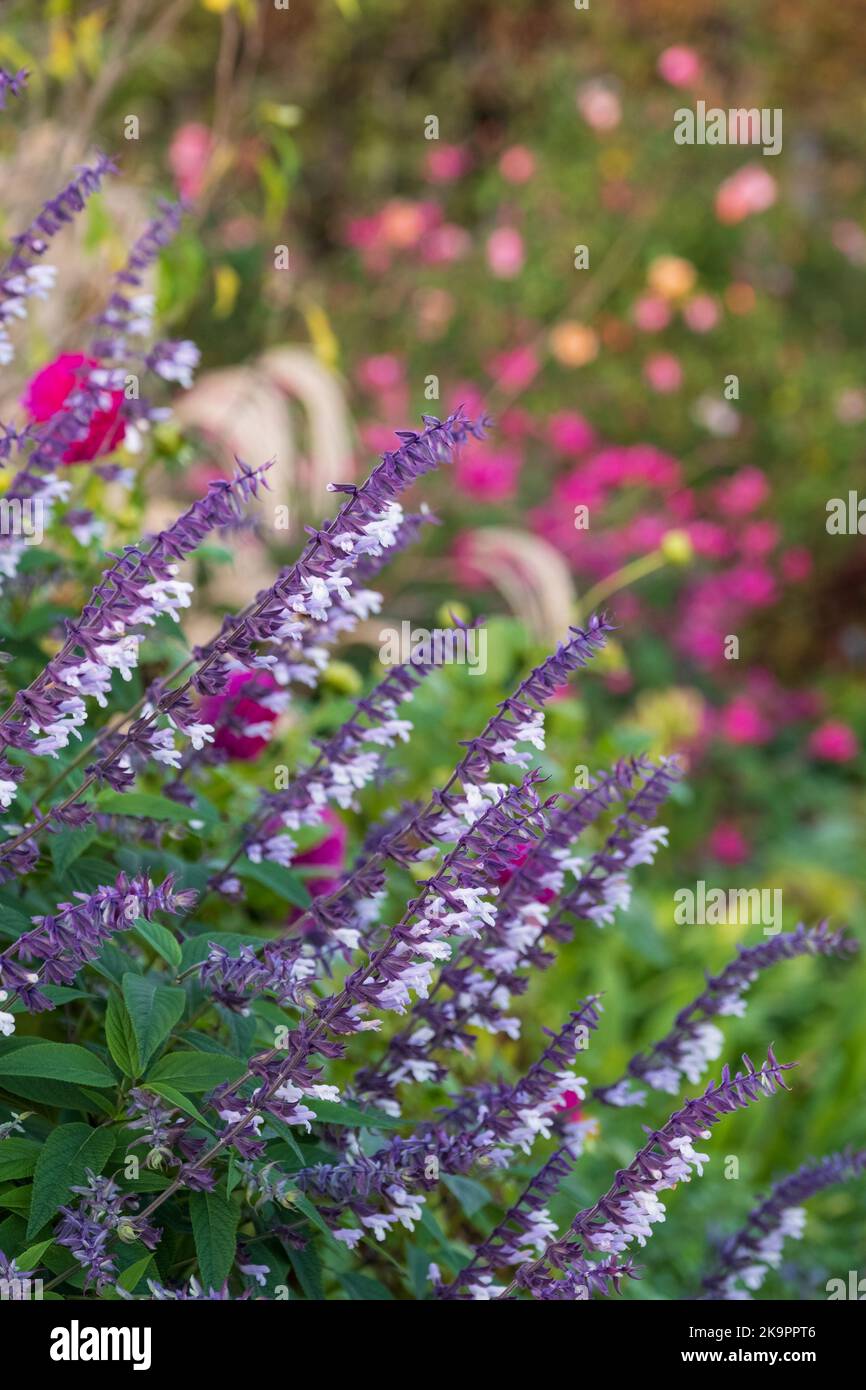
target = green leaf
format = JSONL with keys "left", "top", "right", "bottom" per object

{"left": 49, "top": 827, "right": 96, "bottom": 876}
{"left": 27, "top": 1124, "right": 115, "bottom": 1237}
{"left": 141, "top": 1083, "right": 214, "bottom": 1131}
{"left": 189, "top": 1191, "right": 238, "bottom": 1291}
{"left": 105, "top": 991, "right": 141, "bottom": 1078}
{"left": 286, "top": 1242, "right": 322, "bottom": 1300}
{"left": 14, "top": 1237, "right": 54, "bottom": 1270}
{"left": 236, "top": 858, "right": 312, "bottom": 908}
{"left": 441, "top": 1173, "right": 491, "bottom": 1218}
{"left": 0, "top": 903, "right": 32, "bottom": 940}
{"left": 0, "top": 1138, "right": 41, "bottom": 1183}
{"left": 134, "top": 918, "right": 182, "bottom": 970}
{"left": 145, "top": 1051, "right": 245, "bottom": 1093}
{"left": 0, "top": 1042, "right": 114, "bottom": 1087}
{"left": 95, "top": 791, "right": 217, "bottom": 828}
{"left": 122, "top": 974, "right": 186, "bottom": 1069}
{"left": 340, "top": 1271, "right": 394, "bottom": 1300}
{"left": 116, "top": 1251, "right": 154, "bottom": 1293}
{"left": 307, "top": 1098, "right": 404, "bottom": 1130}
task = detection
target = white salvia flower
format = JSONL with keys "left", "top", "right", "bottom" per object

{"left": 0, "top": 991, "right": 16, "bottom": 1038}
{"left": 624, "top": 825, "right": 670, "bottom": 867}
{"left": 361, "top": 1213, "right": 398, "bottom": 1241}
{"left": 0, "top": 779, "right": 18, "bottom": 809}
{"left": 333, "top": 1227, "right": 363, "bottom": 1249}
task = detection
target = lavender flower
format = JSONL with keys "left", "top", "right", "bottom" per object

{"left": 701, "top": 1147, "right": 866, "bottom": 1299}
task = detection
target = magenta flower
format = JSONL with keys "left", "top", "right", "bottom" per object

{"left": 657, "top": 45, "right": 703, "bottom": 88}
{"left": 201, "top": 670, "right": 280, "bottom": 761}
{"left": 720, "top": 697, "right": 771, "bottom": 746}
{"left": 485, "top": 226, "right": 525, "bottom": 279}
{"left": 707, "top": 821, "right": 750, "bottom": 865}
{"left": 715, "top": 164, "right": 777, "bottom": 225}
{"left": 456, "top": 442, "right": 521, "bottom": 501}
{"left": 548, "top": 410, "right": 596, "bottom": 455}
{"left": 498, "top": 144, "right": 536, "bottom": 184}
{"left": 424, "top": 143, "right": 471, "bottom": 183}
{"left": 22, "top": 353, "right": 125, "bottom": 462}
{"left": 808, "top": 720, "right": 859, "bottom": 763}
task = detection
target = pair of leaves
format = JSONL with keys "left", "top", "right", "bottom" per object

{"left": 106, "top": 975, "right": 187, "bottom": 1076}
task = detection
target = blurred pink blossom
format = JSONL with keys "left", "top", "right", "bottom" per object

{"left": 576, "top": 81, "right": 622, "bottom": 132}
{"left": 456, "top": 443, "right": 521, "bottom": 502}
{"left": 356, "top": 354, "right": 404, "bottom": 393}
{"left": 421, "top": 223, "right": 472, "bottom": 264}
{"left": 486, "top": 226, "right": 525, "bottom": 278}
{"left": 808, "top": 721, "right": 859, "bottom": 763}
{"left": 720, "top": 697, "right": 771, "bottom": 745}
{"left": 715, "top": 467, "right": 770, "bottom": 516}
{"left": 424, "top": 143, "right": 472, "bottom": 183}
{"left": 707, "top": 821, "right": 750, "bottom": 865}
{"left": 715, "top": 165, "right": 777, "bottom": 224}
{"left": 739, "top": 520, "right": 780, "bottom": 556}
{"left": 657, "top": 46, "right": 703, "bottom": 89}
{"left": 643, "top": 352, "right": 683, "bottom": 393}
{"left": 499, "top": 144, "right": 536, "bottom": 183}
{"left": 548, "top": 410, "right": 596, "bottom": 455}
{"left": 632, "top": 294, "right": 672, "bottom": 332}
{"left": 486, "top": 344, "right": 539, "bottom": 391}
{"left": 168, "top": 122, "right": 213, "bottom": 201}
{"left": 682, "top": 294, "right": 720, "bottom": 332}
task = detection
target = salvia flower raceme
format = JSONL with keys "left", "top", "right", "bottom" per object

{"left": 701, "top": 1147, "right": 866, "bottom": 1300}
{"left": 596, "top": 920, "right": 857, "bottom": 1106}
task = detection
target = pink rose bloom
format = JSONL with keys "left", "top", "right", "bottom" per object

{"left": 715, "top": 466, "right": 770, "bottom": 517}
{"left": 707, "top": 821, "right": 749, "bottom": 865}
{"left": 424, "top": 144, "right": 471, "bottom": 183}
{"left": 356, "top": 354, "right": 404, "bottom": 394}
{"left": 576, "top": 80, "right": 621, "bottom": 132}
{"left": 643, "top": 352, "right": 683, "bottom": 393}
{"left": 808, "top": 721, "right": 859, "bottom": 763}
{"left": 499, "top": 145, "right": 536, "bottom": 183}
{"left": 715, "top": 165, "right": 777, "bottom": 225}
{"left": 486, "top": 226, "right": 525, "bottom": 278}
{"left": 456, "top": 444, "right": 521, "bottom": 502}
{"left": 632, "top": 294, "right": 672, "bottom": 333}
{"left": 486, "top": 344, "right": 539, "bottom": 392}
{"left": 657, "top": 46, "right": 703, "bottom": 88}
{"left": 201, "top": 670, "right": 280, "bottom": 761}
{"left": 168, "top": 122, "right": 213, "bottom": 201}
{"left": 682, "top": 294, "right": 720, "bottom": 333}
{"left": 720, "top": 697, "right": 770, "bottom": 745}
{"left": 781, "top": 546, "right": 813, "bottom": 582}
{"left": 22, "top": 353, "right": 125, "bottom": 463}
{"left": 548, "top": 410, "right": 596, "bottom": 455}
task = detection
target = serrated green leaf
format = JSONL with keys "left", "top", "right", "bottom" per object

{"left": 27, "top": 1124, "right": 115, "bottom": 1237}
{"left": 133, "top": 918, "right": 182, "bottom": 970}
{"left": 105, "top": 991, "right": 141, "bottom": 1078}
{"left": 0, "top": 1138, "right": 41, "bottom": 1182}
{"left": 49, "top": 827, "right": 97, "bottom": 876}
{"left": 145, "top": 1051, "right": 245, "bottom": 1092}
{"left": 0, "top": 1042, "right": 115, "bottom": 1087}
{"left": 189, "top": 1191, "right": 238, "bottom": 1291}
{"left": 14, "top": 1236, "right": 54, "bottom": 1270}
{"left": 122, "top": 974, "right": 186, "bottom": 1068}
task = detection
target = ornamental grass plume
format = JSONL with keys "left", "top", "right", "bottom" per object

{"left": 0, "top": 95, "right": 861, "bottom": 1304}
